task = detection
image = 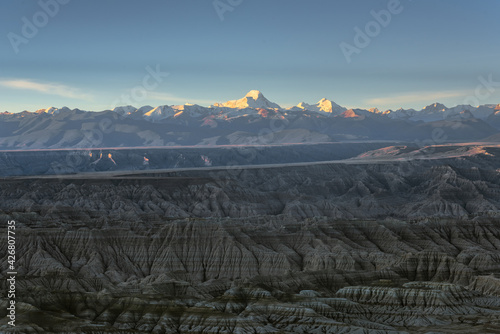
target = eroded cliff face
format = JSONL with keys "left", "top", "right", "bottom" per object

{"left": 1, "top": 215, "right": 500, "bottom": 333}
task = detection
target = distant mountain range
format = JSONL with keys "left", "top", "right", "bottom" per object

{"left": 1, "top": 90, "right": 500, "bottom": 149}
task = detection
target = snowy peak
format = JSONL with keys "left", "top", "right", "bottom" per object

{"left": 446, "top": 105, "right": 474, "bottom": 115}
{"left": 142, "top": 103, "right": 207, "bottom": 120}
{"left": 291, "top": 98, "right": 346, "bottom": 115}
{"left": 317, "top": 98, "right": 335, "bottom": 113}
{"left": 293, "top": 102, "right": 314, "bottom": 111}
{"left": 338, "top": 109, "right": 366, "bottom": 119}
{"left": 171, "top": 103, "right": 206, "bottom": 118}
{"left": 213, "top": 90, "right": 281, "bottom": 109}
{"left": 12, "top": 93, "right": 500, "bottom": 124}
{"left": 422, "top": 103, "right": 447, "bottom": 112}
{"left": 341, "top": 109, "right": 359, "bottom": 118}
{"left": 143, "top": 105, "right": 176, "bottom": 121}
{"left": 42, "top": 107, "right": 57, "bottom": 114}
{"left": 245, "top": 90, "right": 264, "bottom": 100}
{"left": 317, "top": 98, "right": 346, "bottom": 114}
{"left": 36, "top": 106, "right": 68, "bottom": 114}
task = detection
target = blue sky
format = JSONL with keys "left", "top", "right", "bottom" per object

{"left": 1, "top": 0, "right": 499, "bottom": 112}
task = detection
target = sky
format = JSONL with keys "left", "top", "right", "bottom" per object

{"left": 0, "top": 0, "right": 499, "bottom": 113}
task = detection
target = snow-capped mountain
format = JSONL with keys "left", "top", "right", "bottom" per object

{"left": 385, "top": 108, "right": 417, "bottom": 120}
{"left": 35, "top": 106, "right": 72, "bottom": 115}
{"left": 171, "top": 103, "right": 205, "bottom": 118}
{"left": 338, "top": 109, "right": 368, "bottom": 119}
{"left": 142, "top": 104, "right": 208, "bottom": 121}
{"left": 143, "top": 105, "right": 177, "bottom": 121}
{"left": 14, "top": 91, "right": 500, "bottom": 124}
{"left": 290, "top": 98, "right": 346, "bottom": 115}
{"left": 1, "top": 90, "right": 499, "bottom": 150}
{"left": 423, "top": 102, "right": 447, "bottom": 113}
{"left": 385, "top": 103, "right": 498, "bottom": 122}
{"left": 213, "top": 90, "right": 281, "bottom": 109}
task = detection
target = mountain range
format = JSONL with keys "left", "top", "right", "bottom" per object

{"left": 1, "top": 90, "right": 500, "bottom": 149}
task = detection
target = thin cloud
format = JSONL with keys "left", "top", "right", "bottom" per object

{"left": 366, "top": 90, "right": 468, "bottom": 107}
{"left": 0, "top": 79, "right": 93, "bottom": 100}
{"left": 148, "top": 92, "right": 215, "bottom": 106}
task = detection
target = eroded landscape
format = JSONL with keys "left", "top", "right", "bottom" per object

{"left": 3, "top": 0, "right": 499, "bottom": 330}
{"left": 1, "top": 143, "right": 500, "bottom": 333}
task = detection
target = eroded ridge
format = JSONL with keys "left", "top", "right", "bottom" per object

{"left": 1, "top": 216, "right": 500, "bottom": 333}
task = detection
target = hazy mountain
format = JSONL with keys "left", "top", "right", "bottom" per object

{"left": 386, "top": 103, "right": 498, "bottom": 122}
{"left": 112, "top": 105, "right": 137, "bottom": 116}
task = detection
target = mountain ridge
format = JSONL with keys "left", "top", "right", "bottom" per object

{"left": 1, "top": 90, "right": 499, "bottom": 149}
{"left": 7, "top": 90, "right": 499, "bottom": 123}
